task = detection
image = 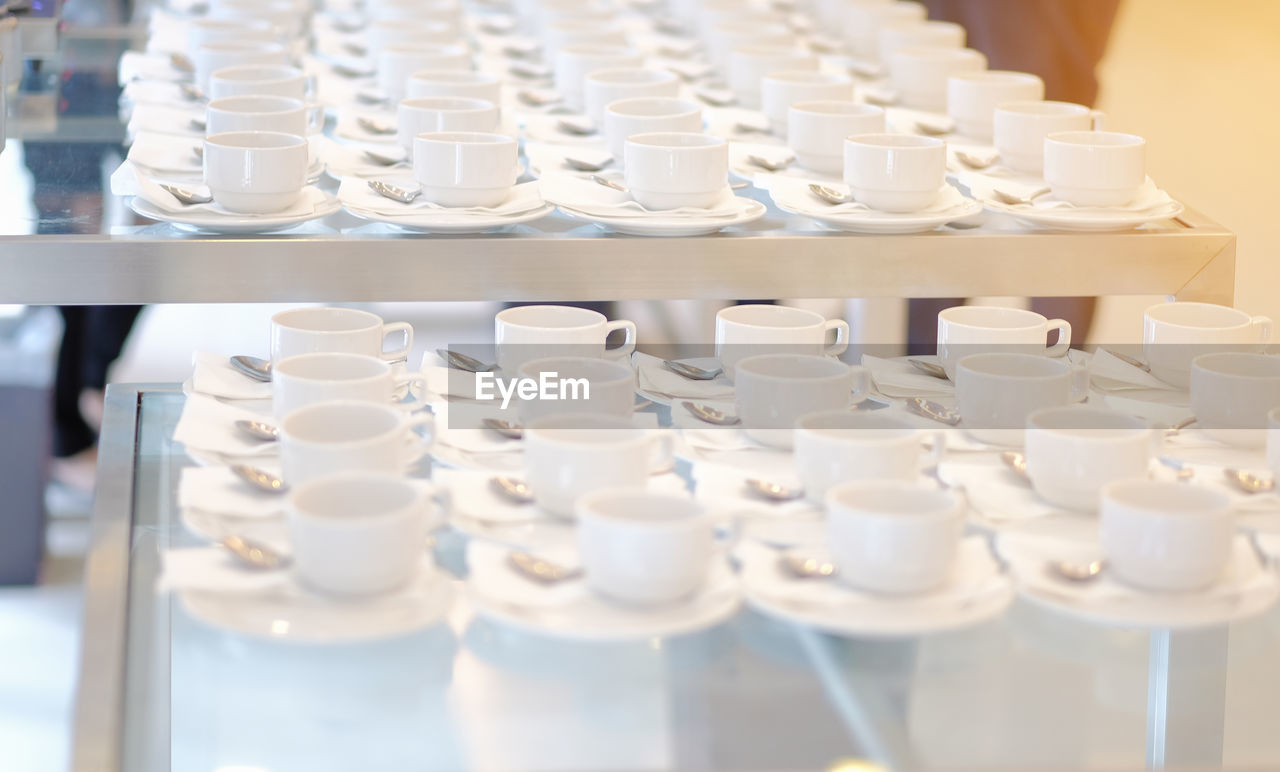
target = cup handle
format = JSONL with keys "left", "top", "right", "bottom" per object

{"left": 824, "top": 319, "right": 850, "bottom": 358}
{"left": 401, "top": 412, "right": 436, "bottom": 464}
{"left": 650, "top": 430, "right": 676, "bottom": 474}
{"left": 1090, "top": 110, "right": 1106, "bottom": 131}
{"left": 1069, "top": 363, "right": 1090, "bottom": 402}
{"left": 306, "top": 103, "right": 324, "bottom": 134}
{"left": 850, "top": 365, "right": 873, "bottom": 403}
{"left": 304, "top": 73, "right": 319, "bottom": 101}
{"left": 1045, "top": 319, "right": 1071, "bottom": 357}
{"left": 604, "top": 319, "right": 637, "bottom": 358}
{"left": 391, "top": 374, "right": 430, "bottom": 411}
{"left": 381, "top": 322, "right": 414, "bottom": 361}
{"left": 1252, "top": 315, "right": 1273, "bottom": 343}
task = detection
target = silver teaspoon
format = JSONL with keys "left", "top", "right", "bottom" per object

{"left": 991, "top": 187, "right": 1051, "bottom": 206}
{"left": 1000, "top": 451, "right": 1029, "bottom": 481}
{"left": 809, "top": 183, "right": 853, "bottom": 205}
{"left": 663, "top": 359, "right": 722, "bottom": 380}
{"left": 748, "top": 154, "right": 793, "bottom": 172}
{"left": 508, "top": 551, "right": 582, "bottom": 584}
{"left": 169, "top": 52, "right": 195, "bottom": 74}
{"left": 682, "top": 400, "right": 740, "bottom": 426}
{"left": 368, "top": 179, "right": 421, "bottom": 203}
{"left": 745, "top": 478, "right": 804, "bottom": 502}
{"left": 229, "top": 355, "right": 272, "bottom": 382}
{"left": 516, "top": 89, "right": 561, "bottom": 107}
{"left": 1225, "top": 468, "right": 1276, "bottom": 495}
{"left": 557, "top": 117, "right": 596, "bottom": 136}
{"left": 906, "top": 357, "right": 948, "bottom": 379}
{"left": 490, "top": 476, "right": 535, "bottom": 504}
{"left": 234, "top": 419, "right": 279, "bottom": 442}
{"left": 779, "top": 553, "right": 838, "bottom": 579}
{"left": 221, "top": 535, "right": 290, "bottom": 570}
{"left": 906, "top": 397, "right": 961, "bottom": 426}
{"left": 482, "top": 418, "right": 523, "bottom": 440}
{"left": 954, "top": 150, "right": 997, "bottom": 170}
{"left": 1101, "top": 347, "right": 1151, "bottom": 372}
{"left": 1049, "top": 558, "right": 1106, "bottom": 583}
{"left": 593, "top": 175, "right": 747, "bottom": 194}
{"left": 158, "top": 183, "right": 213, "bottom": 206}
{"left": 564, "top": 155, "right": 612, "bottom": 172}
{"left": 357, "top": 116, "right": 396, "bottom": 135}
{"left": 437, "top": 348, "right": 497, "bottom": 373}
{"left": 914, "top": 118, "right": 955, "bottom": 136}
{"left": 363, "top": 149, "right": 408, "bottom": 167}
{"left": 231, "top": 464, "right": 288, "bottom": 494}
{"left": 178, "top": 82, "right": 206, "bottom": 102}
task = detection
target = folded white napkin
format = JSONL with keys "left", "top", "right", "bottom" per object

{"left": 767, "top": 176, "right": 968, "bottom": 216}
{"left": 883, "top": 106, "right": 955, "bottom": 136}
{"left": 127, "top": 103, "right": 204, "bottom": 141}
{"left": 671, "top": 399, "right": 755, "bottom": 451}
{"left": 340, "top": 177, "right": 545, "bottom": 216}
{"left": 702, "top": 106, "right": 783, "bottom": 144}
{"left": 522, "top": 114, "right": 607, "bottom": 145}
{"left": 126, "top": 131, "right": 202, "bottom": 174}
{"left": 524, "top": 142, "right": 613, "bottom": 177}
{"left": 692, "top": 461, "right": 814, "bottom": 518}
{"left": 190, "top": 350, "right": 272, "bottom": 401}
{"left": 178, "top": 465, "right": 286, "bottom": 519}
{"left": 173, "top": 394, "right": 280, "bottom": 458}
{"left": 118, "top": 50, "right": 187, "bottom": 84}
{"left": 860, "top": 354, "right": 953, "bottom": 398}
{"left": 1087, "top": 348, "right": 1179, "bottom": 393}
{"left": 727, "top": 142, "right": 842, "bottom": 185}
{"left": 634, "top": 352, "right": 735, "bottom": 402}
{"left": 157, "top": 547, "right": 290, "bottom": 594}
{"left": 121, "top": 79, "right": 199, "bottom": 108}
{"left": 333, "top": 109, "right": 399, "bottom": 144}
{"left": 116, "top": 160, "right": 331, "bottom": 218}
{"left": 468, "top": 539, "right": 587, "bottom": 607}
{"left": 540, "top": 175, "right": 746, "bottom": 218}
{"left": 972, "top": 175, "right": 1177, "bottom": 215}
{"left": 320, "top": 138, "right": 409, "bottom": 178}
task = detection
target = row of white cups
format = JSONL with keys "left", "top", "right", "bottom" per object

{"left": 176, "top": 297, "right": 1280, "bottom": 628}
{"left": 145, "top": 0, "right": 1153, "bottom": 222}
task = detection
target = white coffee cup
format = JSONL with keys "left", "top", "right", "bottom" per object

{"left": 1190, "top": 353, "right": 1280, "bottom": 448}
{"left": 1043, "top": 130, "right": 1146, "bottom": 208}
{"left": 583, "top": 68, "right": 680, "bottom": 123}
{"left": 542, "top": 19, "right": 628, "bottom": 56}
{"left": 946, "top": 70, "right": 1044, "bottom": 141}
{"left": 208, "top": 64, "right": 309, "bottom": 101}
{"left": 576, "top": 489, "right": 711, "bottom": 606}
{"left": 937, "top": 305, "right": 1071, "bottom": 380}
{"left": 187, "top": 18, "right": 280, "bottom": 56}
{"left": 705, "top": 20, "right": 795, "bottom": 70}
{"left": 280, "top": 400, "right": 435, "bottom": 485}
{"left": 794, "top": 411, "right": 942, "bottom": 502}
{"left": 760, "top": 70, "right": 853, "bottom": 135}
{"left": 208, "top": 0, "right": 306, "bottom": 39}
{"left": 955, "top": 353, "right": 1087, "bottom": 446}
{"left": 205, "top": 95, "right": 317, "bottom": 137}
{"left": 727, "top": 45, "right": 817, "bottom": 110}
{"left": 552, "top": 43, "right": 644, "bottom": 113}
{"left": 202, "top": 131, "right": 307, "bottom": 214}
{"left": 878, "top": 19, "right": 964, "bottom": 67}
{"left": 406, "top": 70, "right": 503, "bottom": 106}
{"left": 271, "top": 352, "right": 426, "bottom": 420}
{"left": 367, "top": 19, "right": 459, "bottom": 49}
{"left": 271, "top": 306, "right": 414, "bottom": 362}
{"left": 788, "top": 101, "right": 884, "bottom": 174}
{"left": 715, "top": 304, "right": 850, "bottom": 381}
{"left": 993, "top": 100, "right": 1104, "bottom": 174}
{"left": 1100, "top": 480, "right": 1232, "bottom": 592}
{"left": 1268, "top": 407, "right": 1280, "bottom": 477}
{"left": 412, "top": 131, "right": 518, "bottom": 208}
{"left": 288, "top": 473, "right": 435, "bottom": 596}
{"left": 843, "top": 0, "right": 926, "bottom": 60}
{"left": 514, "top": 356, "right": 636, "bottom": 424}
{"left": 735, "top": 354, "right": 870, "bottom": 449}
{"left": 697, "top": 2, "right": 786, "bottom": 41}
{"left": 623, "top": 132, "right": 727, "bottom": 211}
{"left": 368, "top": 0, "right": 461, "bottom": 23}
{"left": 494, "top": 304, "right": 637, "bottom": 375}
{"left": 603, "top": 97, "right": 702, "bottom": 160}
{"left": 377, "top": 43, "right": 472, "bottom": 104}
{"left": 194, "top": 40, "right": 287, "bottom": 91}
{"left": 826, "top": 480, "right": 964, "bottom": 594}
{"left": 524, "top": 414, "right": 672, "bottom": 517}
{"left": 396, "top": 97, "right": 500, "bottom": 151}
{"left": 890, "top": 46, "right": 986, "bottom": 112}
{"left": 1143, "top": 302, "right": 1273, "bottom": 388}
{"left": 843, "top": 133, "right": 945, "bottom": 213}
{"left": 1025, "top": 406, "right": 1154, "bottom": 511}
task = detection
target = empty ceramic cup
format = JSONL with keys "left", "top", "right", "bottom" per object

{"left": 603, "top": 97, "right": 703, "bottom": 160}
{"left": 734, "top": 354, "right": 869, "bottom": 448}
{"left": 946, "top": 70, "right": 1044, "bottom": 141}
{"left": 203, "top": 130, "right": 308, "bottom": 213}
{"left": 552, "top": 43, "right": 644, "bottom": 113}
{"left": 878, "top": 19, "right": 965, "bottom": 67}
{"left": 954, "top": 353, "right": 1086, "bottom": 446}
{"left": 843, "top": 133, "right": 945, "bottom": 213}
{"left": 377, "top": 43, "right": 472, "bottom": 103}
{"left": 208, "top": 64, "right": 309, "bottom": 101}
{"left": 406, "top": 70, "right": 503, "bottom": 105}
{"left": 412, "top": 131, "right": 518, "bottom": 207}
{"left": 1100, "top": 479, "right": 1232, "bottom": 592}
{"left": 715, "top": 303, "right": 850, "bottom": 380}
{"left": 205, "top": 95, "right": 319, "bottom": 138}
{"left": 396, "top": 97, "right": 500, "bottom": 151}
{"left": 936, "top": 305, "right": 1071, "bottom": 380}
{"left": 524, "top": 414, "right": 669, "bottom": 517}
{"left": 889, "top": 46, "right": 986, "bottom": 112}
{"left": 623, "top": 132, "right": 727, "bottom": 211}
{"left": 1143, "top": 301, "right": 1272, "bottom": 388}
{"left": 1044, "top": 131, "right": 1146, "bottom": 208}
{"left": 1190, "top": 352, "right": 1280, "bottom": 448}
{"left": 194, "top": 40, "right": 287, "bottom": 91}
{"left": 1024, "top": 406, "right": 1154, "bottom": 511}
{"left": 843, "top": 0, "right": 927, "bottom": 60}
{"left": 788, "top": 101, "right": 885, "bottom": 174}
{"left": 992, "top": 100, "right": 1101, "bottom": 174}
{"left": 760, "top": 70, "right": 853, "bottom": 135}
{"left": 582, "top": 68, "right": 680, "bottom": 123}
{"left": 727, "top": 44, "right": 817, "bottom": 110}
{"left": 494, "top": 304, "right": 637, "bottom": 375}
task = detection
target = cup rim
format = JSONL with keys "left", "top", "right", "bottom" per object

{"left": 729, "top": 43, "right": 809, "bottom": 60}
{"left": 191, "top": 17, "right": 276, "bottom": 32}
{"left": 1026, "top": 405, "right": 1151, "bottom": 435}
{"left": 409, "top": 69, "right": 500, "bottom": 84}
{"left": 794, "top": 408, "right": 921, "bottom": 437}
{"left": 399, "top": 96, "right": 496, "bottom": 113}
{"left": 1143, "top": 301, "right": 1253, "bottom": 330}
{"left": 496, "top": 304, "right": 607, "bottom": 330}
{"left": 711, "top": 19, "right": 791, "bottom": 36}
{"left": 272, "top": 306, "right": 383, "bottom": 334}
{"left": 211, "top": 64, "right": 303, "bottom": 83}
{"left": 289, "top": 471, "right": 428, "bottom": 527}
{"left": 558, "top": 42, "right": 640, "bottom": 57}
{"left": 273, "top": 352, "right": 391, "bottom": 383}
{"left": 205, "top": 130, "right": 307, "bottom": 150}
{"left": 414, "top": 131, "right": 516, "bottom": 146}
{"left": 1190, "top": 351, "right": 1280, "bottom": 379}
{"left": 281, "top": 399, "right": 409, "bottom": 447}
{"left": 994, "top": 99, "right": 1090, "bottom": 116}
{"left": 575, "top": 488, "right": 706, "bottom": 531}
{"left": 717, "top": 303, "right": 825, "bottom": 328}
{"left": 892, "top": 45, "right": 984, "bottom": 63}
{"left": 585, "top": 67, "right": 678, "bottom": 85}
{"left": 762, "top": 69, "right": 852, "bottom": 86}
{"left": 625, "top": 131, "right": 725, "bottom": 150}
{"left": 198, "top": 40, "right": 286, "bottom": 54}
{"left": 956, "top": 352, "right": 1070, "bottom": 380}
{"left": 605, "top": 96, "right": 701, "bottom": 118}
{"left": 734, "top": 353, "right": 850, "bottom": 380}
{"left": 948, "top": 69, "right": 1044, "bottom": 87}
{"left": 825, "top": 480, "right": 962, "bottom": 520}
{"left": 846, "top": 132, "right": 944, "bottom": 150}
{"left": 382, "top": 42, "right": 469, "bottom": 56}
{"left": 790, "top": 100, "right": 883, "bottom": 118}
{"left": 208, "top": 95, "right": 305, "bottom": 115}
{"left": 1045, "top": 130, "right": 1144, "bottom": 149}
{"left": 524, "top": 413, "right": 648, "bottom": 446}
{"left": 938, "top": 305, "right": 1047, "bottom": 330}
{"left": 1101, "top": 478, "right": 1231, "bottom": 516}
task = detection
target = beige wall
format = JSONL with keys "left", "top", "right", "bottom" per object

{"left": 1091, "top": 0, "right": 1280, "bottom": 341}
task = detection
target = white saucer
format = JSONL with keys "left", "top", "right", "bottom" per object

{"left": 345, "top": 202, "right": 556, "bottom": 233}
{"left": 557, "top": 197, "right": 768, "bottom": 236}
{"left": 129, "top": 191, "right": 342, "bottom": 234}
{"left": 182, "top": 507, "right": 288, "bottom": 549}
{"left": 738, "top": 537, "right": 1014, "bottom": 637}
{"left": 772, "top": 188, "right": 984, "bottom": 234}
{"left": 983, "top": 197, "right": 1185, "bottom": 232}
{"left": 180, "top": 378, "right": 273, "bottom": 415}
{"left": 727, "top": 142, "right": 837, "bottom": 185}
{"left": 1001, "top": 534, "right": 1280, "bottom": 629}
{"left": 465, "top": 540, "right": 741, "bottom": 641}
{"left": 179, "top": 559, "right": 454, "bottom": 643}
